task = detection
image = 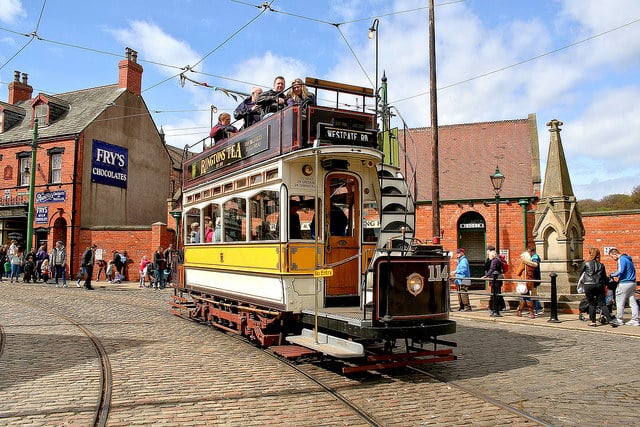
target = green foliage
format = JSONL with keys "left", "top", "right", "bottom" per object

{"left": 578, "top": 185, "right": 640, "bottom": 212}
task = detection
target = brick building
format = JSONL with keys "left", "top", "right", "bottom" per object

{"left": 0, "top": 48, "right": 173, "bottom": 279}
{"left": 404, "top": 114, "right": 541, "bottom": 283}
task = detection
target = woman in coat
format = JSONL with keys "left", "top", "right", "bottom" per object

{"left": 514, "top": 251, "right": 538, "bottom": 318}
{"left": 579, "top": 247, "right": 616, "bottom": 327}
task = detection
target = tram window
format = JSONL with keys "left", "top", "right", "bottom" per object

{"left": 186, "top": 208, "right": 201, "bottom": 244}
{"left": 250, "top": 191, "right": 280, "bottom": 241}
{"left": 203, "top": 203, "right": 220, "bottom": 243}
{"left": 291, "top": 195, "right": 319, "bottom": 240}
{"left": 363, "top": 201, "right": 380, "bottom": 242}
{"left": 223, "top": 198, "right": 246, "bottom": 242}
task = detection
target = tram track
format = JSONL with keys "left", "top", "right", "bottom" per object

{"left": 407, "top": 363, "right": 553, "bottom": 426}
{"left": 15, "top": 299, "right": 113, "bottom": 427}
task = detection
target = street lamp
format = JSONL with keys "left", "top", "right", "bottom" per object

{"left": 368, "top": 18, "right": 379, "bottom": 127}
{"left": 490, "top": 166, "right": 505, "bottom": 253}
{"left": 26, "top": 118, "right": 39, "bottom": 253}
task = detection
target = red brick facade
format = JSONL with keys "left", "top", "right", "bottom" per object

{"left": 582, "top": 211, "right": 640, "bottom": 273}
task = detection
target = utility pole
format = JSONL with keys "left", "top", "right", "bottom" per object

{"left": 428, "top": 0, "right": 441, "bottom": 242}
{"left": 26, "top": 118, "right": 38, "bottom": 253}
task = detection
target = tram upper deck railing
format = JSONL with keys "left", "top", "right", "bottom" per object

{"left": 183, "top": 78, "right": 379, "bottom": 189}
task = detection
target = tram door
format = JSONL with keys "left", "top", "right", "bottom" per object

{"left": 324, "top": 173, "right": 360, "bottom": 300}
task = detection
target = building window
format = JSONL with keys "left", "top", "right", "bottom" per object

{"left": 19, "top": 157, "right": 30, "bottom": 186}
{"left": 50, "top": 153, "right": 62, "bottom": 183}
{"left": 0, "top": 112, "right": 4, "bottom": 133}
{"left": 34, "top": 104, "right": 49, "bottom": 127}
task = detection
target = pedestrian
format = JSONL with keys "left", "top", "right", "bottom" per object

{"left": 139, "top": 256, "right": 150, "bottom": 288}
{"left": 608, "top": 248, "right": 639, "bottom": 326}
{"left": 163, "top": 244, "right": 174, "bottom": 284}
{"left": 9, "top": 246, "right": 23, "bottom": 283}
{"left": 105, "top": 260, "right": 115, "bottom": 283}
{"left": 153, "top": 246, "right": 166, "bottom": 290}
{"left": 35, "top": 245, "right": 49, "bottom": 282}
{"left": 23, "top": 248, "right": 36, "bottom": 283}
{"left": 0, "top": 245, "right": 7, "bottom": 281}
{"left": 96, "top": 259, "right": 107, "bottom": 282}
{"left": 112, "top": 250, "right": 123, "bottom": 277}
{"left": 40, "top": 259, "right": 51, "bottom": 284}
{"left": 81, "top": 244, "right": 97, "bottom": 290}
{"left": 483, "top": 248, "right": 504, "bottom": 317}
{"left": 454, "top": 248, "right": 472, "bottom": 311}
{"left": 579, "top": 247, "right": 616, "bottom": 328}
{"left": 50, "top": 240, "right": 67, "bottom": 288}
{"left": 528, "top": 246, "right": 543, "bottom": 314}
{"left": 514, "top": 251, "right": 537, "bottom": 318}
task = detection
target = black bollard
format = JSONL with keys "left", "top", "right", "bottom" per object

{"left": 548, "top": 272, "right": 560, "bottom": 323}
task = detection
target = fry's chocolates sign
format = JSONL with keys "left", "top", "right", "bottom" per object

{"left": 91, "top": 140, "right": 128, "bottom": 189}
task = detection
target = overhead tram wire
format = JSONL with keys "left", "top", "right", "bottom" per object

{"left": 390, "top": 15, "right": 640, "bottom": 105}
{"left": 0, "top": 0, "right": 47, "bottom": 71}
{"left": 143, "top": 0, "right": 277, "bottom": 94}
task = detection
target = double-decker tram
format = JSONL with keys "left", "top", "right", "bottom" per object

{"left": 171, "top": 78, "right": 456, "bottom": 373}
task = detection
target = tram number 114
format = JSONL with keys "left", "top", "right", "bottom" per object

{"left": 427, "top": 264, "right": 449, "bottom": 282}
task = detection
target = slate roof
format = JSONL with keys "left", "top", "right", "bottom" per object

{"left": 0, "top": 84, "right": 125, "bottom": 144}
{"left": 404, "top": 115, "right": 540, "bottom": 202}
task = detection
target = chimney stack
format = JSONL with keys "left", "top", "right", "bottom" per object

{"left": 8, "top": 70, "right": 33, "bottom": 104}
{"left": 118, "top": 47, "right": 143, "bottom": 95}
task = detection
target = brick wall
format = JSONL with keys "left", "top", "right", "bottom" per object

{"left": 582, "top": 210, "right": 640, "bottom": 273}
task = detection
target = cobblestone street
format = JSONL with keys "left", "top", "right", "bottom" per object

{"left": 0, "top": 282, "right": 638, "bottom": 426}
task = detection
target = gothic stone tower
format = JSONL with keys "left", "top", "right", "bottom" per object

{"left": 532, "top": 119, "right": 585, "bottom": 293}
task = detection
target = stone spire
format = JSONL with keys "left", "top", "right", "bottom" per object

{"left": 532, "top": 119, "right": 585, "bottom": 293}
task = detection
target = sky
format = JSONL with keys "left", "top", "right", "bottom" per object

{"left": 1, "top": 0, "right": 639, "bottom": 201}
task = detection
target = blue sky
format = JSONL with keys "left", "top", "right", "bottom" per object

{"left": 1, "top": 0, "right": 639, "bottom": 201}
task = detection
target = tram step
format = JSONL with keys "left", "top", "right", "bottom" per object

{"left": 286, "top": 328, "right": 365, "bottom": 358}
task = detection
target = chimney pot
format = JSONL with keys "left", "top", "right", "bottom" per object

{"left": 13, "top": 70, "right": 20, "bottom": 82}
{"left": 21, "top": 73, "right": 28, "bottom": 85}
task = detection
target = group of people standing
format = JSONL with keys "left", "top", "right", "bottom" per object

{"left": 454, "top": 245, "right": 543, "bottom": 317}
{"left": 138, "top": 244, "right": 176, "bottom": 290}
{"left": 209, "top": 76, "right": 316, "bottom": 144}
{"left": 579, "top": 247, "right": 638, "bottom": 327}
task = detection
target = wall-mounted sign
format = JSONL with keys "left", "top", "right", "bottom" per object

{"left": 91, "top": 139, "right": 128, "bottom": 189}
{"left": 36, "top": 206, "right": 48, "bottom": 224}
{"left": 36, "top": 190, "right": 66, "bottom": 204}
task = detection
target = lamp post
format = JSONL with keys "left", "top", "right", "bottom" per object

{"left": 368, "top": 18, "right": 379, "bottom": 128}
{"left": 26, "top": 118, "right": 38, "bottom": 253}
{"left": 490, "top": 166, "right": 505, "bottom": 253}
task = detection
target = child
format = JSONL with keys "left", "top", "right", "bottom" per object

{"left": 40, "top": 259, "right": 51, "bottom": 284}
{"left": 106, "top": 260, "right": 115, "bottom": 283}
{"left": 4, "top": 260, "right": 10, "bottom": 279}
{"left": 139, "top": 256, "right": 150, "bottom": 288}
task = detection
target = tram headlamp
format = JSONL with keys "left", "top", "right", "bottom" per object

{"left": 406, "top": 272, "right": 424, "bottom": 296}
{"left": 302, "top": 164, "right": 313, "bottom": 176}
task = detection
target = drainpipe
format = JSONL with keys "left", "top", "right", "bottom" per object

{"left": 518, "top": 199, "right": 529, "bottom": 250}
{"left": 70, "top": 134, "right": 80, "bottom": 275}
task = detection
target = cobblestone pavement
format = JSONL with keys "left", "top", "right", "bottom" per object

{"left": 0, "top": 282, "right": 638, "bottom": 426}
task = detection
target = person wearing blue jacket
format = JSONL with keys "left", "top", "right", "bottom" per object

{"left": 454, "top": 248, "right": 472, "bottom": 311}
{"left": 609, "top": 248, "right": 639, "bottom": 326}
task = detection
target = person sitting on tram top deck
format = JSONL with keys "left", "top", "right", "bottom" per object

{"left": 234, "top": 86, "right": 263, "bottom": 129}
{"left": 209, "top": 112, "right": 238, "bottom": 144}
{"left": 256, "top": 76, "right": 286, "bottom": 117}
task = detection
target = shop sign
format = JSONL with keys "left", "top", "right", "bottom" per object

{"left": 91, "top": 139, "right": 128, "bottom": 189}
{"left": 36, "top": 206, "right": 48, "bottom": 224}
{"left": 36, "top": 190, "right": 66, "bottom": 203}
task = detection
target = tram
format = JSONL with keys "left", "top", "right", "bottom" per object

{"left": 171, "top": 77, "right": 456, "bottom": 372}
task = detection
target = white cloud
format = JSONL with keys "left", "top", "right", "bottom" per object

{"left": 0, "top": 0, "right": 26, "bottom": 24}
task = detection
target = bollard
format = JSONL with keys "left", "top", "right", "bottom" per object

{"left": 548, "top": 272, "right": 560, "bottom": 323}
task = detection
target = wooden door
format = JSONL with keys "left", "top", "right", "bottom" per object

{"left": 324, "top": 173, "right": 360, "bottom": 297}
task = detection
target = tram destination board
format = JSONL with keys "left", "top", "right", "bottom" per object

{"left": 317, "top": 123, "right": 377, "bottom": 147}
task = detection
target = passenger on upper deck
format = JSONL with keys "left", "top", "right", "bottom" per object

{"left": 256, "top": 76, "right": 286, "bottom": 117}
{"left": 234, "top": 86, "right": 263, "bottom": 129}
{"left": 286, "top": 78, "right": 316, "bottom": 108}
{"left": 209, "top": 112, "right": 238, "bottom": 144}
